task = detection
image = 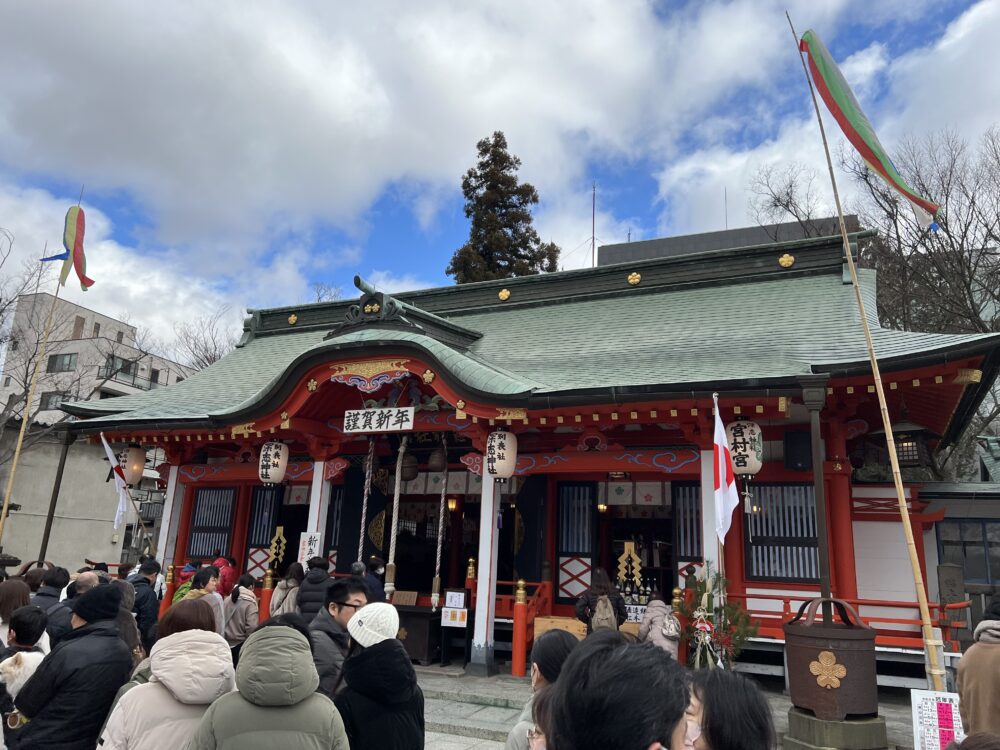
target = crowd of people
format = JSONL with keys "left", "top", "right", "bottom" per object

{"left": 1, "top": 555, "right": 998, "bottom": 750}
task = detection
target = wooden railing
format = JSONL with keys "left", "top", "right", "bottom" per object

{"left": 726, "top": 592, "right": 970, "bottom": 651}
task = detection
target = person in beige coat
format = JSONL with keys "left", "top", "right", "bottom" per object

{"left": 224, "top": 576, "right": 259, "bottom": 665}
{"left": 637, "top": 592, "right": 680, "bottom": 660}
{"left": 98, "top": 626, "right": 235, "bottom": 749}
{"left": 270, "top": 563, "right": 303, "bottom": 617}
{"left": 957, "top": 603, "right": 1000, "bottom": 737}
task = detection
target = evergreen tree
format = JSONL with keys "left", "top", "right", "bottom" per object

{"left": 447, "top": 131, "right": 560, "bottom": 283}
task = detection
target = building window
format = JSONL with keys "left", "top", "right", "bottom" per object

{"left": 39, "top": 391, "right": 66, "bottom": 411}
{"left": 556, "top": 482, "right": 596, "bottom": 601}
{"left": 8, "top": 339, "right": 17, "bottom": 351}
{"left": 3, "top": 376, "right": 10, "bottom": 387}
{"left": 93, "top": 322, "right": 101, "bottom": 338}
{"left": 46, "top": 353, "right": 78, "bottom": 373}
{"left": 116, "top": 331, "right": 124, "bottom": 343}
{"left": 150, "top": 368, "right": 160, "bottom": 384}
{"left": 105, "top": 355, "right": 134, "bottom": 376}
{"left": 673, "top": 482, "right": 703, "bottom": 562}
{"left": 72, "top": 316, "right": 85, "bottom": 339}
{"left": 188, "top": 487, "right": 236, "bottom": 558}
{"left": 744, "top": 484, "right": 819, "bottom": 583}
{"left": 938, "top": 520, "right": 1000, "bottom": 584}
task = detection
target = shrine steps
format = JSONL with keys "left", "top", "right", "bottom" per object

{"left": 418, "top": 666, "right": 531, "bottom": 744}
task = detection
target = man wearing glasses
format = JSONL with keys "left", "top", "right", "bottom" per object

{"left": 310, "top": 579, "right": 368, "bottom": 697}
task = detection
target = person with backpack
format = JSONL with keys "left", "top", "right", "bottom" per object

{"left": 638, "top": 590, "right": 680, "bottom": 659}
{"left": 574, "top": 569, "right": 627, "bottom": 633}
{"left": 224, "top": 574, "right": 259, "bottom": 666}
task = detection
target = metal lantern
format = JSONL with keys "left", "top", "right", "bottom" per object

{"left": 259, "top": 441, "right": 289, "bottom": 485}
{"left": 426, "top": 446, "right": 447, "bottom": 473}
{"left": 870, "top": 420, "right": 937, "bottom": 468}
{"left": 447, "top": 497, "right": 458, "bottom": 512}
{"left": 400, "top": 453, "right": 419, "bottom": 482}
{"left": 486, "top": 430, "right": 518, "bottom": 479}
{"left": 726, "top": 419, "right": 763, "bottom": 475}
{"left": 121, "top": 444, "right": 147, "bottom": 486}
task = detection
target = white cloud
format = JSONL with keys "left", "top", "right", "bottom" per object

{"left": 365, "top": 270, "right": 436, "bottom": 293}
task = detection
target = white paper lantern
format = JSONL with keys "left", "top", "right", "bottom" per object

{"left": 259, "top": 441, "right": 289, "bottom": 484}
{"left": 121, "top": 444, "right": 146, "bottom": 486}
{"left": 726, "top": 420, "right": 763, "bottom": 476}
{"left": 485, "top": 430, "right": 518, "bottom": 479}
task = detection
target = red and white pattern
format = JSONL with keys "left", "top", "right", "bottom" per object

{"left": 327, "top": 549, "right": 338, "bottom": 572}
{"left": 559, "top": 556, "right": 592, "bottom": 598}
{"left": 246, "top": 547, "right": 270, "bottom": 580}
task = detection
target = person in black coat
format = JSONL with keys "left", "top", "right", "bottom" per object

{"left": 310, "top": 578, "right": 368, "bottom": 697}
{"left": 365, "top": 556, "right": 387, "bottom": 603}
{"left": 28, "top": 566, "right": 73, "bottom": 646}
{"left": 335, "top": 602, "right": 424, "bottom": 750}
{"left": 574, "top": 568, "right": 627, "bottom": 633}
{"left": 298, "top": 556, "right": 334, "bottom": 620}
{"left": 11, "top": 585, "right": 133, "bottom": 750}
{"left": 127, "top": 558, "right": 161, "bottom": 652}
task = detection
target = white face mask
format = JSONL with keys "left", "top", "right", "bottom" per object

{"left": 376, "top": 567, "right": 385, "bottom": 576}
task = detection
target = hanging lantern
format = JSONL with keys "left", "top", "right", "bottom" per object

{"left": 726, "top": 419, "right": 763, "bottom": 476}
{"left": 597, "top": 501, "right": 609, "bottom": 514}
{"left": 447, "top": 497, "right": 458, "bottom": 512}
{"left": 259, "top": 441, "right": 289, "bottom": 485}
{"left": 870, "top": 419, "right": 937, "bottom": 468}
{"left": 427, "top": 446, "right": 447, "bottom": 472}
{"left": 400, "top": 453, "right": 419, "bottom": 481}
{"left": 486, "top": 430, "right": 518, "bottom": 479}
{"left": 121, "top": 444, "right": 146, "bottom": 487}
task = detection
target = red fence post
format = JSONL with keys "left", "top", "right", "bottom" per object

{"left": 159, "top": 564, "right": 176, "bottom": 617}
{"left": 512, "top": 579, "right": 528, "bottom": 678}
{"left": 259, "top": 569, "right": 274, "bottom": 622}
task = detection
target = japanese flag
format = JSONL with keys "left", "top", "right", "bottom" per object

{"left": 100, "top": 432, "right": 131, "bottom": 530}
{"left": 713, "top": 394, "right": 740, "bottom": 544}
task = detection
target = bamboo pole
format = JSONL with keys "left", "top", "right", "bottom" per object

{"left": 0, "top": 286, "right": 63, "bottom": 547}
{"left": 786, "top": 12, "right": 945, "bottom": 691}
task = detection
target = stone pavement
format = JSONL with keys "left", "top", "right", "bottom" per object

{"left": 418, "top": 667, "right": 919, "bottom": 750}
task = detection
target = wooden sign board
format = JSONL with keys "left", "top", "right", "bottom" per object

{"left": 344, "top": 407, "right": 415, "bottom": 434}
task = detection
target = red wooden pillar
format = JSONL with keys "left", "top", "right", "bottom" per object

{"left": 826, "top": 420, "right": 858, "bottom": 601}
{"left": 230, "top": 484, "right": 252, "bottom": 571}
{"left": 173, "top": 484, "right": 196, "bottom": 567}
{"left": 723, "top": 504, "right": 746, "bottom": 597}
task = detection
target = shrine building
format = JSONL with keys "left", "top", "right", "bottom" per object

{"left": 64, "top": 226, "right": 1000, "bottom": 675}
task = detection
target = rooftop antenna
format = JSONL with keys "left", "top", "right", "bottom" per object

{"left": 627, "top": 228, "right": 631, "bottom": 243}
{"left": 591, "top": 182, "right": 596, "bottom": 268}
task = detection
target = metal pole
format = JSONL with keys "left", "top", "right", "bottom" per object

{"left": 801, "top": 377, "right": 833, "bottom": 623}
{"left": 37, "top": 428, "right": 75, "bottom": 562}
{"left": 787, "top": 12, "right": 944, "bottom": 690}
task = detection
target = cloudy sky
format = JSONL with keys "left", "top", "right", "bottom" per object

{"left": 0, "top": 0, "right": 997, "bottom": 348}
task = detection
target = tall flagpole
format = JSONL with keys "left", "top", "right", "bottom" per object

{"left": 0, "top": 283, "right": 63, "bottom": 547}
{"left": 786, "top": 12, "right": 944, "bottom": 691}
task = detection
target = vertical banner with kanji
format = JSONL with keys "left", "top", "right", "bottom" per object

{"left": 298, "top": 531, "right": 323, "bottom": 564}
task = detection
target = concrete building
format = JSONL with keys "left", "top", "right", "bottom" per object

{"left": 0, "top": 293, "right": 194, "bottom": 570}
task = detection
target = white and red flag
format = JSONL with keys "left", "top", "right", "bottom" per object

{"left": 713, "top": 394, "right": 740, "bottom": 544}
{"left": 100, "top": 432, "right": 130, "bottom": 529}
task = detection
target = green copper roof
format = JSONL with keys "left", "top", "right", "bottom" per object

{"left": 65, "top": 234, "right": 1000, "bottom": 433}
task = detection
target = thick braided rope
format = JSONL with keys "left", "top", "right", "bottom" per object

{"left": 356, "top": 439, "right": 375, "bottom": 563}
{"left": 432, "top": 435, "right": 448, "bottom": 609}
{"left": 386, "top": 435, "right": 409, "bottom": 573}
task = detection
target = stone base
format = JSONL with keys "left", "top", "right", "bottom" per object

{"left": 783, "top": 708, "right": 889, "bottom": 750}
{"left": 464, "top": 645, "right": 497, "bottom": 677}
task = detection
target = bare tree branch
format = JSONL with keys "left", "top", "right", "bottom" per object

{"left": 171, "top": 304, "right": 239, "bottom": 370}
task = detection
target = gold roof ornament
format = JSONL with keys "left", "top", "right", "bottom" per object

{"left": 498, "top": 288, "right": 511, "bottom": 302}
{"left": 778, "top": 253, "right": 795, "bottom": 268}
{"left": 627, "top": 272, "right": 642, "bottom": 286}
{"left": 288, "top": 313, "right": 298, "bottom": 325}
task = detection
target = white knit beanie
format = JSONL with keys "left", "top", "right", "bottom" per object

{"left": 347, "top": 602, "right": 400, "bottom": 648}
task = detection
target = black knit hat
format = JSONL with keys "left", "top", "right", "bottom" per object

{"left": 69, "top": 583, "right": 122, "bottom": 623}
